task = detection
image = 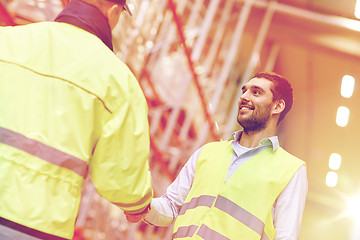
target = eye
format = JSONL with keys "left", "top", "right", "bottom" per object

{"left": 253, "top": 90, "right": 261, "bottom": 95}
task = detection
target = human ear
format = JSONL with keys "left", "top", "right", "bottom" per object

{"left": 273, "top": 99, "right": 285, "bottom": 115}
{"left": 107, "top": 4, "right": 122, "bottom": 30}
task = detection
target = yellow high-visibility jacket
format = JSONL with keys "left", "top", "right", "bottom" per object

{"left": 172, "top": 141, "right": 305, "bottom": 240}
{"left": 0, "top": 22, "right": 152, "bottom": 239}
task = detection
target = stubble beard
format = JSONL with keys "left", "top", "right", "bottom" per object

{"left": 237, "top": 104, "right": 272, "bottom": 134}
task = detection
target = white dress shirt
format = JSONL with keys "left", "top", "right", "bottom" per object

{"left": 145, "top": 131, "right": 308, "bottom": 240}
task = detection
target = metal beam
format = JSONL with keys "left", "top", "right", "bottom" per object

{"left": 252, "top": 0, "right": 360, "bottom": 32}
{"left": 168, "top": 0, "right": 219, "bottom": 140}
{"left": 0, "top": 2, "right": 16, "bottom": 26}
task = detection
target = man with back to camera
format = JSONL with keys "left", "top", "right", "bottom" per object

{"left": 0, "top": 0, "right": 153, "bottom": 239}
{"left": 142, "top": 72, "right": 308, "bottom": 240}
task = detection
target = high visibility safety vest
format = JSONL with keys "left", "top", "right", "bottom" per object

{"left": 0, "top": 22, "right": 152, "bottom": 239}
{"left": 172, "top": 141, "right": 305, "bottom": 240}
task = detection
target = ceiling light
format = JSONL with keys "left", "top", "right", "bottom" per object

{"left": 336, "top": 106, "right": 350, "bottom": 127}
{"left": 346, "top": 194, "right": 360, "bottom": 221}
{"left": 326, "top": 171, "right": 338, "bottom": 188}
{"left": 355, "top": 0, "right": 360, "bottom": 19}
{"left": 329, "top": 153, "right": 342, "bottom": 170}
{"left": 341, "top": 75, "right": 355, "bottom": 98}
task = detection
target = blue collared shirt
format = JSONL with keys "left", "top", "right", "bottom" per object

{"left": 227, "top": 131, "right": 279, "bottom": 180}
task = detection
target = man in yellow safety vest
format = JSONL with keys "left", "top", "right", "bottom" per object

{"left": 0, "top": 0, "right": 152, "bottom": 239}
{"left": 144, "top": 72, "right": 308, "bottom": 240}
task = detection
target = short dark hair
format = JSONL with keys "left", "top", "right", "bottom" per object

{"left": 252, "top": 72, "right": 294, "bottom": 124}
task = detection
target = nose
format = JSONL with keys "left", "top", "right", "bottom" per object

{"left": 238, "top": 92, "right": 249, "bottom": 106}
{"left": 240, "top": 90, "right": 250, "bottom": 102}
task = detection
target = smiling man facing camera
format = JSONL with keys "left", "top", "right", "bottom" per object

{"left": 144, "top": 72, "right": 308, "bottom": 240}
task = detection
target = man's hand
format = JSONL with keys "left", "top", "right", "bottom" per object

{"left": 124, "top": 204, "right": 151, "bottom": 223}
{"left": 124, "top": 212, "right": 147, "bottom": 223}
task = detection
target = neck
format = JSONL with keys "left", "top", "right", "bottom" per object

{"left": 238, "top": 123, "right": 277, "bottom": 148}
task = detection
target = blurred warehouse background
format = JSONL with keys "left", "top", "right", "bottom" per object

{"left": 1, "top": 0, "right": 360, "bottom": 239}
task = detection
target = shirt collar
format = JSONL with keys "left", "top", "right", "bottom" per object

{"left": 55, "top": 0, "right": 114, "bottom": 51}
{"left": 229, "top": 130, "right": 279, "bottom": 152}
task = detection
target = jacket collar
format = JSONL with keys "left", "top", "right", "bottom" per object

{"left": 55, "top": 0, "right": 113, "bottom": 51}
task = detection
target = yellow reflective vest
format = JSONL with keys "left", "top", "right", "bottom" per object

{"left": 172, "top": 141, "right": 305, "bottom": 240}
{"left": 0, "top": 22, "right": 152, "bottom": 239}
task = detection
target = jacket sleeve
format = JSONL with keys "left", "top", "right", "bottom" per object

{"left": 89, "top": 70, "right": 153, "bottom": 214}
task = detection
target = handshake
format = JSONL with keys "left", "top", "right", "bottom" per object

{"left": 124, "top": 204, "right": 151, "bottom": 223}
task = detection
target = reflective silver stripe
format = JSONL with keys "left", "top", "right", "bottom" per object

{"left": 261, "top": 232, "right": 270, "bottom": 240}
{"left": 112, "top": 190, "right": 152, "bottom": 210}
{"left": 172, "top": 224, "right": 230, "bottom": 240}
{"left": 179, "top": 195, "right": 216, "bottom": 215}
{"left": 214, "top": 195, "right": 269, "bottom": 239}
{"left": 0, "top": 127, "right": 88, "bottom": 178}
{"left": 172, "top": 225, "right": 198, "bottom": 239}
{"left": 197, "top": 224, "right": 230, "bottom": 240}
{"left": 175, "top": 194, "right": 271, "bottom": 240}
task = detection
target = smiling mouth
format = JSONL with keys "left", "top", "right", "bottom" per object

{"left": 239, "top": 105, "right": 255, "bottom": 111}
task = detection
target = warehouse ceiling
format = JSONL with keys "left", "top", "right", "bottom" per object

{"left": 2, "top": 0, "right": 360, "bottom": 239}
